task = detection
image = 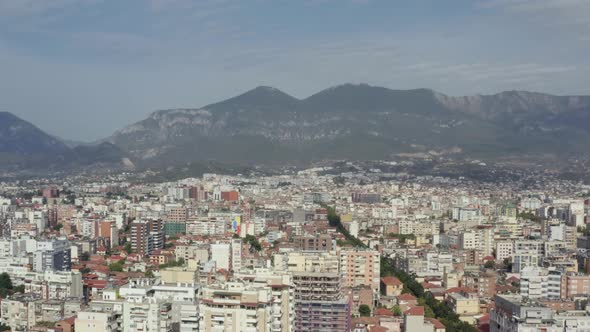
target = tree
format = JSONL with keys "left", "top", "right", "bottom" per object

{"left": 244, "top": 235, "right": 262, "bottom": 252}
{"left": 80, "top": 268, "right": 92, "bottom": 274}
{"left": 392, "top": 305, "right": 402, "bottom": 316}
{"left": 359, "top": 304, "right": 371, "bottom": 317}
{"left": 145, "top": 269, "right": 154, "bottom": 278}
{"left": 80, "top": 252, "right": 90, "bottom": 261}
{"left": 0, "top": 273, "right": 13, "bottom": 290}
{"left": 108, "top": 260, "right": 125, "bottom": 272}
{"left": 53, "top": 223, "right": 63, "bottom": 231}
{"left": 124, "top": 243, "right": 133, "bottom": 254}
{"left": 484, "top": 260, "right": 495, "bottom": 269}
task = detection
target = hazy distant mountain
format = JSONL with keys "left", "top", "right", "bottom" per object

{"left": 4, "top": 84, "right": 590, "bottom": 172}
{"left": 0, "top": 112, "right": 70, "bottom": 155}
{"left": 109, "top": 84, "right": 590, "bottom": 165}
{"left": 0, "top": 112, "right": 130, "bottom": 171}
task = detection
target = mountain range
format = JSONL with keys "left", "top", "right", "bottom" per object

{"left": 2, "top": 84, "right": 590, "bottom": 171}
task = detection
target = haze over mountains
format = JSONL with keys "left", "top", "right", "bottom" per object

{"left": 2, "top": 83, "right": 590, "bottom": 171}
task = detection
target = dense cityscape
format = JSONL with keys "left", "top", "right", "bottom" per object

{"left": 2, "top": 1, "right": 590, "bottom": 332}
{"left": 0, "top": 163, "right": 588, "bottom": 332}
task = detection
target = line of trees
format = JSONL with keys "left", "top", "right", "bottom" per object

{"left": 383, "top": 258, "right": 478, "bottom": 332}
{"left": 327, "top": 205, "right": 478, "bottom": 332}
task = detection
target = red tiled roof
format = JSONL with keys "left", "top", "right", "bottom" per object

{"left": 375, "top": 308, "right": 394, "bottom": 317}
{"left": 446, "top": 287, "right": 475, "bottom": 294}
{"left": 381, "top": 276, "right": 402, "bottom": 286}
{"left": 404, "top": 306, "right": 425, "bottom": 316}
{"left": 426, "top": 317, "right": 445, "bottom": 329}
{"left": 506, "top": 276, "right": 520, "bottom": 283}
{"left": 422, "top": 282, "right": 439, "bottom": 289}
{"left": 478, "top": 314, "right": 490, "bottom": 324}
{"left": 84, "top": 279, "right": 107, "bottom": 289}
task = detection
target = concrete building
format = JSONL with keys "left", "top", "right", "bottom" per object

{"left": 75, "top": 309, "right": 120, "bottom": 332}
{"left": 338, "top": 248, "right": 380, "bottom": 294}
{"left": 210, "top": 243, "right": 231, "bottom": 271}
{"left": 198, "top": 282, "right": 278, "bottom": 332}
{"left": 0, "top": 294, "right": 41, "bottom": 332}
{"left": 123, "top": 299, "right": 172, "bottom": 332}
{"left": 131, "top": 219, "right": 164, "bottom": 255}
{"left": 33, "top": 238, "right": 72, "bottom": 272}
{"left": 292, "top": 272, "right": 351, "bottom": 332}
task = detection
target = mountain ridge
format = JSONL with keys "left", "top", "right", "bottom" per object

{"left": 108, "top": 83, "right": 590, "bottom": 165}
{"left": 3, "top": 83, "right": 590, "bottom": 171}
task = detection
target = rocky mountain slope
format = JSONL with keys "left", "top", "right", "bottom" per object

{"left": 109, "top": 84, "right": 590, "bottom": 165}
{"left": 3, "top": 84, "right": 589, "bottom": 172}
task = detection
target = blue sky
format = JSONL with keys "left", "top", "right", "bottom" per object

{"left": 1, "top": 0, "right": 589, "bottom": 140}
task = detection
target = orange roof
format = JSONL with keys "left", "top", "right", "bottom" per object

{"left": 60, "top": 316, "right": 76, "bottom": 325}
{"left": 375, "top": 308, "right": 394, "bottom": 316}
{"left": 381, "top": 276, "right": 402, "bottom": 286}
{"left": 426, "top": 317, "right": 445, "bottom": 329}
{"left": 397, "top": 293, "right": 417, "bottom": 301}
{"left": 446, "top": 287, "right": 475, "bottom": 294}
{"left": 370, "top": 326, "right": 389, "bottom": 332}
{"left": 404, "top": 306, "right": 425, "bottom": 316}
{"left": 422, "top": 282, "right": 439, "bottom": 289}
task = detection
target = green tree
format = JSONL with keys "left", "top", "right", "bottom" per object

{"left": 108, "top": 260, "right": 125, "bottom": 272}
{"left": 145, "top": 269, "right": 154, "bottom": 278}
{"left": 80, "top": 252, "right": 90, "bottom": 261}
{"left": 484, "top": 260, "right": 495, "bottom": 269}
{"left": 359, "top": 304, "right": 371, "bottom": 317}
{"left": 244, "top": 235, "right": 262, "bottom": 252}
{"left": 124, "top": 242, "right": 133, "bottom": 254}
{"left": 392, "top": 305, "right": 402, "bottom": 316}
{"left": 0, "top": 273, "right": 13, "bottom": 290}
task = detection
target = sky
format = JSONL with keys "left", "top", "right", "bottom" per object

{"left": 0, "top": 0, "right": 589, "bottom": 141}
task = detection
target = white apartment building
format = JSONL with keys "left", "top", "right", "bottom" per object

{"left": 210, "top": 243, "right": 231, "bottom": 271}
{"left": 198, "top": 282, "right": 278, "bottom": 332}
{"left": 520, "top": 266, "right": 548, "bottom": 299}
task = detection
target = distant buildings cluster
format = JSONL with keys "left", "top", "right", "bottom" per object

{"left": 0, "top": 164, "right": 588, "bottom": 331}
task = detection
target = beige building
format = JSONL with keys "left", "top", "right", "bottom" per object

{"left": 0, "top": 294, "right": 40, "bottom": 332}
{"left": 160, "top": 266, "right": 199, "bottom": 284}
{"left": 75, "top": 310, "right": 119, "bottom": 332}
{"left": 447, "top": 291, "right": 480, "bottom": 324}
{"left": 199, "top": 282, "right": 283, "bottom": 332}
{"left": 273, "top": 251, "right": 339, "bottom": 273}
{"left": 338, "top": 248, "right": 381, "bottom": 293}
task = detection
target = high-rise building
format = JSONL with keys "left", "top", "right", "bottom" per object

{"left": 189, "top": 186, "right": 207, "bottom": 201}
{"left": 33, "top": 238, "right": 72, "bottom": 272}
{"left": 292, "top": 272, "right": 351, "bottom": 332}
{"left": 131, "top": 220, "right": 164, "bottom": 255}
{"left": 99, "top": 221, "right": 119, "bottom": 248}
{"left": 231, "top": 238, "right": 242, "bottom": 272}
{"left": 338, "top": 248, "right": 380, "bottom": 294}
{"left": 199, "top": 282, "right": 281, "bottom": 332}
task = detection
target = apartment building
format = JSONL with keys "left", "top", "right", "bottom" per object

{"left": 131, "top": 219, "right": 164, "bottom": 255}
{"left": 198, "top": 282, "right": 278, "bottom": 332}
{"left": 338, "top": 248, "right": 380, "bottom": 293}
{"left": 292, "top": 272, "right": 351, "bottom": 332}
